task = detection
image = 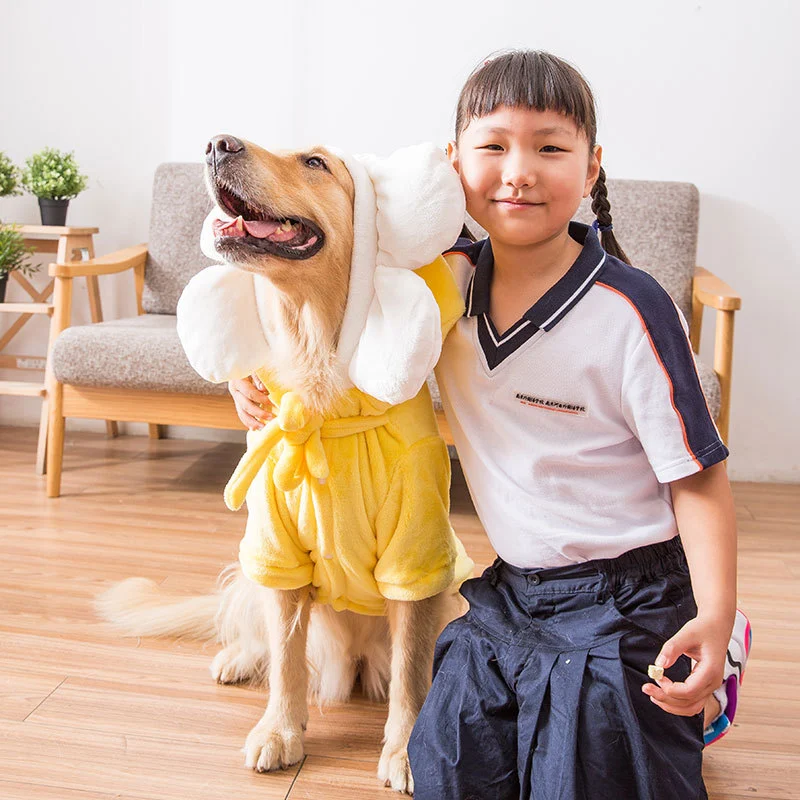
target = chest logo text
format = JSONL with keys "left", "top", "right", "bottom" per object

{"left": 515, "top": 392, "right": 588, "bottom": 417}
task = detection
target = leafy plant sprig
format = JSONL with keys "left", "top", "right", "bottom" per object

{"left": 0, "top": 222, "right": 38, "bottom": 277}
{"left": 21, "top": 148, "right": 88, "bottom": 200}
{"left": 0, "top": 152, "right": 21, "bottom": 197}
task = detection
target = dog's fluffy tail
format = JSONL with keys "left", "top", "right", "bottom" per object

{"left": 95, "top": 578, "right": 218, "bottom": 640}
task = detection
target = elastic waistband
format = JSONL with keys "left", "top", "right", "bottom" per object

{"left": 489, "top": 536, "right": 687, "bottom": 591}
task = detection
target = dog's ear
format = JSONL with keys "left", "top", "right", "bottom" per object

{"left": 357, "top": 143, "right": 466, "bottom": 269}
{"left": 338, "top": 143, "right": 465, "bottom": 406}
{"left": 348, "top": 266, "right": 442, "bottom": 406}
{"left": 177, "top": 264, "right": 270, "bottom": 384}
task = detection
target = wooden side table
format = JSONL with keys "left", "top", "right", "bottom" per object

{"left": 0, "top": 225, "right": 117, "bottom": 473}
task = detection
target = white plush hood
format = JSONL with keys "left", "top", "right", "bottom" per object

{"left": 177, "top": 142, "right": 465, "bottom": 406}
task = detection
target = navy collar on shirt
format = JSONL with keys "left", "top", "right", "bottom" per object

{"left": 466, "top": 221, "right": 607, "bottom": 332}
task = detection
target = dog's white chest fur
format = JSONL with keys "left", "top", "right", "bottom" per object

{"left": 253, "top": 278, "right": 344, "bottom": 412}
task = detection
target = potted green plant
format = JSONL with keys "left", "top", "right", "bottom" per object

{"left": 0, "top": 152, "right": 21, "bottom": 198}
{"left": 0, "top": 223, "right": 37, "bottom": 302}
{"left": 21, "top": 148, "right": 88, "bottom": 226}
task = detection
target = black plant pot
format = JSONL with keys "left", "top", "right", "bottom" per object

{"left": 0, "top": 272, "right": 8, "bottom": 303}
{"left": 38, "top": 197, "right": 70, "bottom": 226}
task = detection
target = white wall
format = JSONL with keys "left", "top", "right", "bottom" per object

{"left": 1, "top": 0, "right": 798, "bottom": 481}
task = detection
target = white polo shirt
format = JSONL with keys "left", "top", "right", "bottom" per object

{"left": 436, "top": 222, "right": 728, "bottom": 569}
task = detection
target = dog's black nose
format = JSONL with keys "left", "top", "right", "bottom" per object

{"left": 206, "top": 135, "right": 245, "bottom": 165}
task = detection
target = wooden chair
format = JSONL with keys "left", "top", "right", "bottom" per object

{"left": 45, "top": 166, "right": 740, "bottom": 497}
{"left": 45, "top": 165, "right": 240, "bottom": 497}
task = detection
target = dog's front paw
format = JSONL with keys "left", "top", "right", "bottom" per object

{"left": 244, "top": 721, "right": 304, "bottom": 773}
{"left": 378, "top": 743, "right": 414, "bottom": 795}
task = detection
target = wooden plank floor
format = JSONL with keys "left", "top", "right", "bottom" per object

{"left": 0, "top": 426, "right": 798, "bottom": 799}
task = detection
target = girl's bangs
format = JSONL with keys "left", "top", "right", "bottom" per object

{"left": 457, "top": 52, "right": 594, "bottom": 139}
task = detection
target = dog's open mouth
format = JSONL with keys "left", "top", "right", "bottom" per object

{"left": 212, "top": 183, "right": 325, "bottom": 261}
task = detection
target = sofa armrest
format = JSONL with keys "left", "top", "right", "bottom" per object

{"left": 689, "top": 266, "right": 741, "bottom": 445}
{"left": 48, "top": 243, "right": 148, "bottom": 278}
{"left": 693, "top": 266, "right": 742, "bottom": 312}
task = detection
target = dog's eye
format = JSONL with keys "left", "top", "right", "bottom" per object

{"left": 304, "top": 156, "right": 328, "bottom": 171}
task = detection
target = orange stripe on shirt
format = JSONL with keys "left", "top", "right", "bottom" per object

{"left": 518, "top": 399, "right": 584, "bottom": 415}
{"left": 443, "top": 250, "right": 477, "bottom": 267}
{"left": 595, "top": 281, "right": 701, "bottom": 472}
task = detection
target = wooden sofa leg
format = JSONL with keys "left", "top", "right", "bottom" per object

{"left": 46, "top": 384, "right": 65, "bottom": 498}
{"left": 45, "top": 275, "right": 73, "bottom": 498}
{"left": 148, "top": 424, "right": 164, "bottom": 439}
{"left": 36, "top": 399, "right": 49, "bottom": 475}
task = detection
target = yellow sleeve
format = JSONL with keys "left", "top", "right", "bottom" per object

{"left": 413, "top": 255, "right": 466, "bottom": 341}
{"left": 373, "top": 436, "right": 458, "bottom": 601}
{"left": 237, "top": 460, "right": 314, "bottom": 590}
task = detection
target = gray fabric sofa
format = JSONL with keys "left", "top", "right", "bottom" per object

{"left": 52, "top": 164, "right": 223, "bottom": 396}
{"left": 45, "top": 163, "right": 739, "bottom": 496}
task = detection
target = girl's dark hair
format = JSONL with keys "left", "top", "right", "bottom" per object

{"left": 455, "top": 50, "right": 630, "bottom": 264}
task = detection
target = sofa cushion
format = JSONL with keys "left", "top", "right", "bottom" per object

{"left": 141, "top": 167, "right": 699, "bottom": 324}
{"left": 52, "top": 313, "right": 719, "bottom": 422}
{"left": 574, "top": 180, "right": 698, "bottom": 322}
{"left": 467, "top": 179, "right": 699, "bottom": 322}
{"left": 51, "top": 314, "right": 228, "bottom": 396}
{"left": 694, "top": 357, "right": 721, "bottom": 422}
{"left": 143, "top": 163, "right": 215, "bottom": 315}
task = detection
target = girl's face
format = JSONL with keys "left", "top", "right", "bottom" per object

{"left": 449, "top": 105, "right": 601, "bottom": 247}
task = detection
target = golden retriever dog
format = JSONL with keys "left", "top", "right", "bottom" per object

{"left": 98, "top": 135, "right": 464, "bottom": 795}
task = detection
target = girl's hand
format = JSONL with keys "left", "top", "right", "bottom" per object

{"left": 641, "top": 613, "right": 733, "bottom": 716}
{"left": 228, "top": 374, "right": 273, "bottom": 430}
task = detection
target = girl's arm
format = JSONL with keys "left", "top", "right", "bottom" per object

{"left": 641, "top": 461, "right": 738, "bottom": 716}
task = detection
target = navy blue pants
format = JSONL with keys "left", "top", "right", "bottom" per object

{"left": 408, "top": 537, "right": 706, "bottom": 800}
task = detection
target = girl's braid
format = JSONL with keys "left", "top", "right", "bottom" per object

{"left": 590, "top": 167, "right": 631, "bottom": 265}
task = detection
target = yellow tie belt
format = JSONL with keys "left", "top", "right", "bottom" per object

{"left": 224, "top": 390, "right": 389, "bottom": 511}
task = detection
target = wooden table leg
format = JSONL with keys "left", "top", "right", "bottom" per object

{"left": 6, "top": 271, "right": 56, "bottom": 474}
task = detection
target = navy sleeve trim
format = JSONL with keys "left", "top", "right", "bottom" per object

{"left": 598, "top": 258, "right": 729, "bottom": 469}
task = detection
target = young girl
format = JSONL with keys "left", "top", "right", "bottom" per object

{"left": 228, "top": 50, "right": 750, "bottom": 798}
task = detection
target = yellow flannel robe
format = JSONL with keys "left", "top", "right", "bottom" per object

{"left": 227, "top": 256, "right": 474, "bottom": 615}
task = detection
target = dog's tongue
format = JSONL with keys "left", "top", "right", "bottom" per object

{"left": 243, "top": 219, "right": 283, "bottom": 238}
{"left": 212, "top": 216, "right": 297, "bottom": 242}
